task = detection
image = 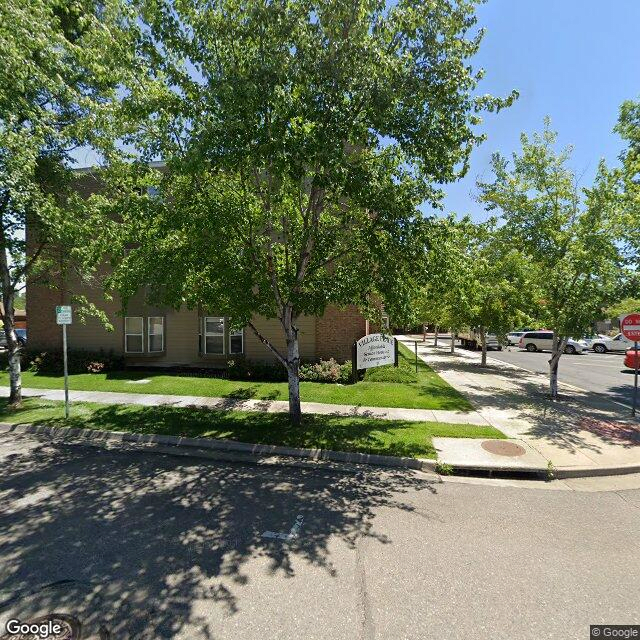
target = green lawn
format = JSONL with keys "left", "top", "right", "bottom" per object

{"left": 0, "top": 398, "right": 503, "bottom": 459}
{"left": 0, "top": 343, "right": 472, "bottom": 411}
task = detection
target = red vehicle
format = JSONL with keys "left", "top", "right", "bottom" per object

{"left": 624, "top": 349, "right": 640, "bottom": 370}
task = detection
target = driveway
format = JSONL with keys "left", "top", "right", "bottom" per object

{"left": 0, "top": 433, "right": 638, "bottom": 639}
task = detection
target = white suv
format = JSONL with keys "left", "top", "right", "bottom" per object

{"left": 518, "top": 331, "right": 586, "bottom": 354}
{"left": 591, "top": 333, "right": 635, "bottom": 353}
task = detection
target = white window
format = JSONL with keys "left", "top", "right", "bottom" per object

{"left": 229, "top": 326, "right": 244, "bottom": 354}
{"left": 204, "top": 317, "right": 225, "bottom": 354}
{"left": 148, "top": 316, "right": 164, "bottom": 352}
{"left": 125, "top": 317, "right": 144, "bottom": 353}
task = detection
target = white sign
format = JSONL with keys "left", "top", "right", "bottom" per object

{"left": 356, "top": 333, "right": 396, "bottom": 370}
{"left": 56, "top": 305, "right": 72, "bottom": 325}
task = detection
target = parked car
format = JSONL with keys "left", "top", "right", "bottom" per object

{"left": 458, "top": 329, "right": 502, "bottom": 351}
{"left": 506, "top": 331, "right": 526, "bottom": 346}
{"left": 518, "top": 331, "right": 586, "bottom": 354}
{"left": 0, "top": 329, "right": 26, "bottom": 347}
{"left": 624, "top": 349, "right": 640, "bottom": 370}
{"left": 591, "top": 333, "right": 635, "bottom": 354}
{"left": 579, "top": 334, "right": 606, "bottom": 349}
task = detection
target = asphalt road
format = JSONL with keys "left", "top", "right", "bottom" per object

{"left": 1, "top": 434, "right": 638, "bottom": 640}
{"left": 475, "top": 344, "right": 638, "bottom": 409}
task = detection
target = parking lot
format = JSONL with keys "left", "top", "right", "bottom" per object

{"left": 489, "top": 346, "right": 637, "bottom": 409}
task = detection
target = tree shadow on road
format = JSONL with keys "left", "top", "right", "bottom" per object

{"left": 0, "top": 435, "right": 437, "bottom": 638}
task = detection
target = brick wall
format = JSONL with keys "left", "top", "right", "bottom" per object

{"left": 315, "top": 305, "right": 367, "bottom": 362}
{"left": 26, "top": 279, "right": 64, "bottom": 351}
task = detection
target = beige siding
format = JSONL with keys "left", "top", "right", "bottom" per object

{"left": 244, "top": 314, "right": 316, "bottom": 363}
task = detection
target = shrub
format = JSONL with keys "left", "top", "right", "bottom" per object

{"left": 226, "top": 358, "right": 288, "bottom": 382}
{"left": 226, "top": 357, "right": 353, "bottom": 384}
{"left": 300, "top": 359, "right": 353, "bottom": 384}
{"left": 24, "top": 349, "right": 124, "bottom": 375}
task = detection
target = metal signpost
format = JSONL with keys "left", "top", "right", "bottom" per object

{"left": 56, "top": 305, "right": 72, "bottom": 418}
{"left": 620, "top": 313, "right": 640, "bottom": 417}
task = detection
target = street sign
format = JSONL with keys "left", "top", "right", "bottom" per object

{"left": 621, "top": 313, "right": 640, "bottom": 341}
{"left": 56, "top": 305, "right": 72, "bottom": 325}
{"left": 621, "top": 314, "right": 640, "bottom": 417}
{"left": 55, "top": 306, "right": 72, "bottom": 418}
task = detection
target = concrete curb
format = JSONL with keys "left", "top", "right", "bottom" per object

{"left": 0, "top": 422, "right": 438, "bottom": 474}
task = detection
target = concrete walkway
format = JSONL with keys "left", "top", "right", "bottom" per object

{"left": 398, "top": 335, "right": 640, "bottom": 475}
{"left": 0, "top": 385, "right": 488, "bottom": 426}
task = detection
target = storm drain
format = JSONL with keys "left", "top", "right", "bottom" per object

{"left": 480, "top": 440, "right": 527, "bottom": 457}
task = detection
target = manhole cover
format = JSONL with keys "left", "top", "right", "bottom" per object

{"left": 1, "top": 614, "right": 81, "bottom": 640}
{"left": 481, "top": 440, "right": 526, "bottom": 457}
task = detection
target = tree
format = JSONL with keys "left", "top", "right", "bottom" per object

{"left": 462, "top": 221, "right": 532, "bottom": 365}
{"left": 478, "top": 120, "right": 625, "bottom": 397}
{"left": 87, "top": 0, "right": 515, "bottom": 424}
{"left": 605, "top": 298, "right": 640, "bottom": 320}
{"left": 0, "top": 0, "right": 137, "bottom": 405}
{"left": 615, "top": 99, "right": 640, "bottom": 265}
{"left": 414, "top": 216, "right": 477, "bottom": 354}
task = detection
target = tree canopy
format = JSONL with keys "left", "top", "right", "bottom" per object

{"left": 84, "top": 0, "right": 516, "bottom": 423}
{"left": 478, "top": 120, "right": 626, "bottom": 396}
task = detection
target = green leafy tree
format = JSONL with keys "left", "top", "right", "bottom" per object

{"left": 413, "top": 217, "right": 465, "bottom": 348}
{"left": 478, "top": 120, "right": 625, "bottom": 397}
{"left": 87, "top": 0, "right": 515, "bottom": 424}
{"left": 605, "top": 298, "right": 640, "bottom": 320}
{"left": 463, "top": 221, "right": 532, "bottom": 365}
{"left": 615, "top": 99, "right": 640, "bottom": 265}
{"left": 0, "top": 0, "right": 138, "bottom": 404}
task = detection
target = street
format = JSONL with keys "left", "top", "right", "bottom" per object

{"left": 486, "top": 346, "right": 638, "bottom": 409}
{"left": 1, "top": 433, "right": 638, "bottom": 640}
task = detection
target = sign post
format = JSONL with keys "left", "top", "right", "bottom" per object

{"left": 56, "top": 305, "right": 72, "bottom": 418}
{"left": 634, "top": 341, "right": 639, "bottom": 418}
{"left": 620, "top": 313, "right": 640, "bottom": 417}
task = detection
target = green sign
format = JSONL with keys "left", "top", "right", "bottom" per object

{"left": 56, "top": 305, "right": 72, "bottom": 325}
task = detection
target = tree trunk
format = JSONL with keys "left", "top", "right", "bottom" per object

{"left": 480, "top": 327, "right": 487, "bottom": 366}
{"left": 0, "top": 247, "right": 21, "bottom": 405}
{"left": 247, "top": 315, "right": 301, "bottom": 425}
{"left": 434, "top": 325, "right": 439, "bottom": 347}
{"left": 283, "top": 313, "right": 302, "bottom": 426}
{"left": 450, "top": 330, "right": 455, "bottom": 354}
{"left": 548, "top": 335, "right": 567, "bottom": 400}
{"left": 422, "top": 324, "right": 426, "bottom": 342}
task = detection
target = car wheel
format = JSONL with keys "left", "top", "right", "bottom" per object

{"left": 525, "top": 343, "right": 537, "bottom": 352}
{"left": 593, "top": 344, "right": 607, "bottom": 354}
{"left": 564, "top": 345, "right": 576, "bottom": 355}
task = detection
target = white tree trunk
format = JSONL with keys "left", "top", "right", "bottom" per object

{"left": 0, "top": 247, "right": 21, "bottom": 405}
{"left": 480, "top": 327, "right": 487, "bottom": 366}
{"left": 248, "top": 317, "right": 301, "bottom": 425}
{"left": 283, "top": 311, "right": 302, "bottom": 426}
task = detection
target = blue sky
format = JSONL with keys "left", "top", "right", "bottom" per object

{"left": 438, "top": 0, "right": 640, "bottom": 220}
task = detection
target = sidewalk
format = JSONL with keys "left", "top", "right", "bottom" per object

{"left": 0, "top": 385, "right": 488, "bottom": 426}
{"left": 398, "top": 335, "right": 640, "bottom": 476}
